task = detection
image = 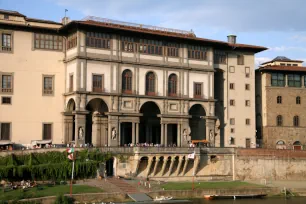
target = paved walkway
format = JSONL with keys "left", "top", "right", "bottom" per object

{"left": 248, "top": 180, "right": 306, "bottom": 189}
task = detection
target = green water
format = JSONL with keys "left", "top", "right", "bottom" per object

{"left": 192, "top": 197, "right": 306, "bottom": 204}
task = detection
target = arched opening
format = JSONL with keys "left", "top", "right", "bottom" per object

{"left": 170, "top": 156, "right": 179, "bottom": 176}
{"left": 293, "top": 141, "right": 302, "bottom": 150}
{"left": 276, "top": 140, "right": 286, "bottom": 149}
{"left": 168, "top": 74, "right": 177, "bottom": 96}
{"left": 66, "top": 99, "right": 76, "bottom": 142}
{"left": 106, "top": 157, "right": 114, "bottom": 177}
{"left": 146, "top": 72, "right": 156, "bottom": 96}
{"left": 122, "top": 69, "right": 133, "bottom": 94}
{"left": 189, "top": 104, "right": 206, "bottom": 140}
{"left": 137, "top": 157, "right": 149, "bottom": 177}
{"left": 86, "top": 98, "right": 109, "bottom": 144}
{"left": 139, "top": 102, "right": 161, "bottom": 144}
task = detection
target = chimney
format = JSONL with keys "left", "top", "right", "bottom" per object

{"left": 62, "top": 17, "right": 70, "bottom": 25}
{"left": 227, "top": 35, "right": 237, "bottom": 44}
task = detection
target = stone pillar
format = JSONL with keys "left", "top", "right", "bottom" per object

{"left": 74, "top": 113, "right": 86, "bottom": 146}
{"left": 146, "top": 157, "right": 154, "bottom": 177}
{"left": 161, "top": 158, "right": 168, "bottom": 176}
{"left": 165, "top": 124, "right": 168, "bottom": 147}
{"left": 92, "top": 114, "right": 100, "bottom": 147}
{"left": 118, "top": 122, "right": 121, "bottom": 146}
{"left": 177, "top": 124, "right": 181, "bottom": 147}
{"left": 193, "top": 155, "right": 201, "bottom": 176}
{"left": 63, "top": 115, "right": 73, "bottom": 143}
{"left": 176, "top": 156, "right": 184, "bottom": 176}
{"left": 152, "top": 157, "right": 160, "bottom": 176}
{"left": 132, "top": 122, "right": 136, "bottom": 144}
{"left": 80, "top": 94, "right": 86, "bottom": 111}
{"left": 161, "top": 123, "right": 164, "bottom": 145}
{"left": 181, "top": 120, "right": 190, "bottom": 147}
{"left": 134, "top": 159, "right": 141, "bottom": 176}
{"left": 108, "top": 116, "right": 119, "bottom": 146}
{"left": 302, "top": 76, "right": 305, "bottom": 88}
{"left": 285, "top": 74, "right": 288, "bottom": 87}
{"left": 168, "top": 157, "right": 176, "bottom": 177}
{"left": 206, "top": 118, "right": 216, "bottom": 147}
{"left": 136, "top": 123, "right": 139, "bottom": 144}
{"left": 182, "top": 158, "right": 189, "bottom": 176}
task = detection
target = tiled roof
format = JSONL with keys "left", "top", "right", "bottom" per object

{"left": 257, "top": 65, "right": 306, "bottom": 72}
{"left": 0, "top": 9, "right": 26, "bottom": 17}
{"left": 62, "top": 20, "right": 267, "bottom": 52}
{"left": 261, "top": 56, "right": 303, "bottom": 65}
{"left": 26, "top": 17, "right": 62, "bottom": 25}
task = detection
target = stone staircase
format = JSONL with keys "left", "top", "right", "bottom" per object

{"left": 106, "top": 177, "right": 139, "bottom": 194}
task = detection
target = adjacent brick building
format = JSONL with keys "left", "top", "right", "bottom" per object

{"left": 256, "top": 56, "right": 306, "bottom": 150}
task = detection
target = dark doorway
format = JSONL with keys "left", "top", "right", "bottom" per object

{"left": 246, "top": 138, "right": 251, "bottom": 148}
{"left": 189, "top": 104, "right": 206, "bottom": 140}
{"left": 86, "top": 98, "right": 108, "bottom": 144}
{"left": 167, "top": 124, "right": 177, "bottom": 146}
{"left": 139, "top": 102, "right": 161, "bottom": 144}
{"left": 106, "top": 158, "right": 114, "bottom": 176}
{"left": 121, "top": 122, "right": 132, "bottom": 146}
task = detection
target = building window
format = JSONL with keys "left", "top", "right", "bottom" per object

{"left": 122, "top": 70, "right": 132, "bottom": 94}
{"left": 86, "top": 32, "right": 111, "bottom": 49}
{"left": 230, "top": 118, "right": 235, "bottom": 125}
{"left": 296, "top": 96, "right": 301, "bottom": 104}
{"left": 271, "top": 73, "right": 285, "bottom": 87}
{"left": 293, "top": 64, "right": 298, "bottom": 66}
{"left": 139, "top": 39, "right": 163, "bottom": 55}
{"left": 92, "top": 74, "right": 103, "bottom": 92}
{"left": 245, "top": 67, "right": 250, "bottom": 77}
{"left": 230, "top": 100, "right": 235, "bottom": 106}
{"left": 293, "top": 116, "right": 299, "bottom": 127}
{"left": 237, "top": 54, "right": 244, "bottom": 65}
{"left": 67, "top": 33, "right": 77, "bottom": 50}
{"left": 168, "top": 74, "right": 178, "bottom": 96}
{"left": 4, "top": 15, "right": 9, "bottom": 20}
{"left": 34, "top": 34, "right": 63, "bottom": 50}
{"left": 230, "top": 128, "right": 235, "bottom": 133}
{"left": 1, "top": 75, "right": 12, "bottom": 93}
{"left": 43, "top": 124, "right": 52, "bottom": 140}
{"left": 188, "top": 45, "right": 207, "bottom": 60}
{"left": 1, "top": 97, "right": 11, "bottom": 104}
{"left": 43, "top": 76, "right": 54, "bottom": 95}
{"left": 167, "top": 43, "right": 179, "bottom": 57}
{"left": 146, "top": 72, "right": 156, "bottom": 95}
{"left": 277, "top": 115, "right": 283, "bottom": 126}
{"left": 230, "top": 83, "right": 234, "bottom": 90}
{"left": 121, "top": 36, "right": 134, "bottom": 52}
{"left": 194, "top": 83, "right": 202, "bottom": 98}
{"left": 246, "top": 118, "right": 251, "bottom": 125}
{"left": 287, "top": 64, "right": 291, "bottom": 66}
{"left": 230, "top": 137, "right": 235, "bottom": 145}
{"left": 288, "top": 74, "right": 301, "bottom": 87}
{"left": 229, "top": 66, "right": 235, "bottom": 73}
{"left": 0, "top": 123, "right": 10, "bottom": 140}
{"left": 2, "top": 33, "right": 12, "bottom": 51}
{"left": 245, "top": 84, "right": 250, "bottom": 90}
{"left": 245, "top": 100, "right": 250, "bottom": 106}
{"left": 214, "top": 50, "right": 226, "bottom": 64}
{"left": 69, "top": 75, "right": 73, "bottom": 92}
{"left": 280, "top": 63, "right": 286, "bottom": 66}
{"left": 277, "top": 96, "right": 282, "bottom": 104}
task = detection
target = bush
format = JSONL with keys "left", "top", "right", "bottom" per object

{"left": 54, "top": 194, "right": 74, "bottom": 204}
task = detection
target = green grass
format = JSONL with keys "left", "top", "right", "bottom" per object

{"left": 161, "top": 181, "right": 264, "bottom": 190}
{"left": 0, "top": 184, "right": 102, "bottom": 201}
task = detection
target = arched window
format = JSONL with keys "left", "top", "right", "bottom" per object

{"left": 276, "top": 140, "right": 286, "bottom": 149}
{"left": 277, "top": 115, "right": 283, "bottom": 126}
{"left": 122, "top": 69, "right": 132, "bottom": 94}
{"left": 277, "top": 96, "right": 282, "bottom": 104}
{"left": 146, "top": 72, "right": 156, "bottom": 95}
{"left": 293, "top": 116, "right": 299, "bottom": 127}
{"left": 168, "top": 74, "right": 177, "bottom": 96}
{"left": 293, "top": 141, "right": 302, "bottom": 150}
{"left": 296, "top": 96, "right": 301, "bottom": 104}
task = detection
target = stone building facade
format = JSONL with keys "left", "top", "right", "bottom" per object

{"left": 256, "top": 56, "right": 306, "bottom": 150}
{"left": 0, "top": 9, "right": 265, "bottom": 148}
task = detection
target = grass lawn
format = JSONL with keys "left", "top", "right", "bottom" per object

{"left": 161, "top": 181, "right": 264, "bottom": 190}
{"left": 0, "top": 184, "right": 102, "bottom": 201}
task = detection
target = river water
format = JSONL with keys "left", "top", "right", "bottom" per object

{"left": 191, "top": 197, "right": 306, "bottom": 204}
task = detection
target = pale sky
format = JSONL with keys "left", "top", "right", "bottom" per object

{"left": 1, "top": 0, "right": 306, "bottom": 67}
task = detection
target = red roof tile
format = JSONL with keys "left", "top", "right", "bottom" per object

{"left": 258, "top": 65, "right": 306, "bottom": 72}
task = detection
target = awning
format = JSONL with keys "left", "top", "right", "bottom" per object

{"left": 0, "top": 141, "right": 13, "bottom": 146}
{"left": 31, "top": 140, "right": 52, "bottom": 145}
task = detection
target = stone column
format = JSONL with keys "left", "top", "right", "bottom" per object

{"left": 165, "top": 124, "right": 168, "bottom": 147}
{"left": 176, "top": 156, "right": 184, "bottom": 176}
{"left": 152, "top": 157, "right": 160, "bottom": 176}
{"left": 118, "top": 122, "right": 121, "bottom": 146}
{"left": 63, "top": 115, "right": 73, "bottom": 143}
{"left": 182, "top": 158, "right": 189, "bottom": 176}
{"left": 161, "top": 123, "right": 164, "bottom": 146}
{"left": 302, "top": 76, "right": 305, "bottom": 88}
{"left": 177, "top": 124, "right": 181, "bottom": 147}
{"left": 146, "top": 157, "right": 154, "bottom": 177}
{"left": 285, "top": 74, "right": 288, "bottom": 87}
{"left": 206, "top": 118, "right": 216, "bottom": 147}
{"left": 136, "top": 123, "right": 139, "bottom": 144}
{"left": 161, "top": 158, "right": 168, "bottom": 176}
{"left": 92, "top": 114, "right": 100, "bottom": 147}
{"left": 193, "top": 155, "right": 201, "bottom": 176}
{"left": 132, "top": 122, "right": 136, "bottom": 144}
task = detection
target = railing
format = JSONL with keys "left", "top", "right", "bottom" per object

{"left": 2, "top": 46, "right": 11, "bottom": 51}
{"left": 43, "top": 89, "right": 53, "bottom": 95}
{"left": 82, "top": 16, "right": 195, "bottom": 36}
{"left": 2, "top": 88, "right": 12, "bottom": 93}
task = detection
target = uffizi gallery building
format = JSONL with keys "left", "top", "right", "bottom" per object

{"left": 0, "top": 9, "right": 267, "bottom": 148}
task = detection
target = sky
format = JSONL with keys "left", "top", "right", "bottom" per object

{"left": 1, "top": 0, "right": 306, "bottom": 67}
